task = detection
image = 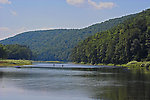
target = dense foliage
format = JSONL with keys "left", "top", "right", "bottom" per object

{"left": 0, "top": 44, "right": 7, "bottom": 59}
{"left": 5, "top": 44, "right": 33, "bottom": 60}
{"left": 0, "top": 44, "right": 32, "bottom": 60}
{"left": 0, "top": 14, "right": 134, "bottom": 61}
{"left": 71, "top": 9, "right": 150, "bottom": 64}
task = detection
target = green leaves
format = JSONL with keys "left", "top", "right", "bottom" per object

{"left": 0, "top": 44, "right": 7, "bottom": 59}
{"left": 5, "top": 44, "right": 32, "bottom": 60}
{"left": 72, "top": 8, "right": 150, "bottom": 64}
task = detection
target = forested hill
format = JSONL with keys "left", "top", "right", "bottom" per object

{"left": 0, "top": 14, "right": 135, "bottom": 61}
{"left": 0, "top": 44, "right": 32, "bottom": 60}
{"left": 71, "top": 9, "right": 150, "bottom": 64}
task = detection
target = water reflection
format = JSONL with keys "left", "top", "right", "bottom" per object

{"left": 89, "top": 71, "right": 150, "bottom": 100}
{"left": 0, "top": 64, "right": 150, "bottom": 100}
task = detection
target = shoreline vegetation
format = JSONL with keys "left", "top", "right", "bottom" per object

{"left": 0, "top": 59, "right": 150, "bottom": 73}
{"left": 0, "top": 59, "right": 63, "bottom": 67}
{"left": 32, "top": 61, "right": 63, "bottom": 63}
{"left": 0, "top": 59, "right": 32, "bottom": 67}
{"left": 1, "top": 59, "right": 150, "bottom": 67}
{"left": 75, "top": 61, "right": 150, "bottom": 71}
{"left": 123, "top": 61, "right": 150, "bottom": 73}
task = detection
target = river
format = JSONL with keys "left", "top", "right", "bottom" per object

{"left": 0, "top": 62, "right": 150, "bottom": 100}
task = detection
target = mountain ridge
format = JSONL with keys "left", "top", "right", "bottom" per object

{"left": 71, "top": 9, "right": 150, "bottom": 64}
{"left": 0, "top": 13, "right": 135, "bottom": 61}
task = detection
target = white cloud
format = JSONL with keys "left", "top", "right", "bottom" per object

{"left": 66, "top": 0, "right": 85, "bottom": 6}
{"left": 88, "top": 0, "right": 115, "bottom": 10}
{"left": 0, "top": 0, "right": 11, "bottom": 4}
{"left": 66, "top": 0, "right": 116, "bottom": 10}
{"left": 10, "top": 10, "right": 17, "bottom": 16}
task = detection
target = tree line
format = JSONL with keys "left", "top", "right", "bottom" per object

{"left": 0, "top": 44, "right": 32, "bottom": 60}
{"left": 71, "top": 9, "right": 150, "bottom": 64}
{"left": 0, "top": 14, "right": 135, "bottom": 61}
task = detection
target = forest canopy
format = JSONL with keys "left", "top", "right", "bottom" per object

{"left": 0, "top": 44, "right": 32, "bottom": 60}
{"left": 0, "top": 14, "right": 135, "bottom": 61}
{"left": 71, "top": 9, "right": 150, "bottom": 64}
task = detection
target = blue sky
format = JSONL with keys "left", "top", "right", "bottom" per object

{"left": 0, "top": 0, "right": 150, "bottom": 40}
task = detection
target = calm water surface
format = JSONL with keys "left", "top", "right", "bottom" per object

{"left": 0, "top": 63, "right": 150, "bottom": 100}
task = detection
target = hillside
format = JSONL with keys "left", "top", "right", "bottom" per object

{"left": 71, "top": 9, "right": 150, "bottom": 64}
{"left": 0, "top": 14, "right": 135, "bottom": 61}
{"left": 0, "top": 43, "right": 32, "bottom": 60}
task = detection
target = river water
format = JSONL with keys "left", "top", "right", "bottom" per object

{"left": 0, "top": 63, "right": 150, "bottom": 100}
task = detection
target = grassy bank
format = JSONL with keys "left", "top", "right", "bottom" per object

{"left": 75, "top": 61, "right": 150, "bottom": 74}
{"left": 32, "top": 61, "right": 63, "bottom": 63}
{"left": 75, "top": 62, "right": 117, "bottom": 66}
{"left": 76, "top": 61, "right": 150, "bottom": 70}
{"left": 122, "top": 61, "right": 150, "bottom": 70}
{"left": 0, "top": 59, "right": 32, "bottom": 66}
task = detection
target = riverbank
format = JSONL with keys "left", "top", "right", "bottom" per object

{"left": 75, "top": 61, "right": 150, "bottom": 71}
{"left": 0, "top": 59, "right": 32, "bottom": 67}
{"left": 122, "top": 61, "right": 150, "bottom": 72}
{"left": 74, "top": 62, "right": 118, "bottom": 67}
{"left": 1, "top": 59, "right": 150, "bottom": 72}
{"left": 32, "top": 61, "right": 63, "bottom": 63}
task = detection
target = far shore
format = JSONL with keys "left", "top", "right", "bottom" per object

{"left": 74, "top": 61, "right": 150, "bottom": 71}
{"left": 1, "top": 59, "right": 150, "bottom": 73}
{"left": 0, "top": 59, "right": 32, "bottom": 67}
{"left": 0, "top": 59, "right": 64, "bottom": 67}
{"left": 32, "top": 61, "right": 63, "bottom": 63}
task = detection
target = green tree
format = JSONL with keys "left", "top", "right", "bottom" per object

{"left": 71, "top": 9, "right": 150, "bottom": 64}
{"left": 5, "top": 44, "right": 32, "bottom": 60}
{"left": 0, "top": 44, "right": 7, "bottom": 59}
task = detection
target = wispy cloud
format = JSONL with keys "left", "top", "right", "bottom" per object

{"left": 66, "top": 0, "right": 116, "bottom": 10}
{"left": 10, "top": 10, "right": 17, "bottom": 16}
{"left": 0, "top": 0, "right": 11, "bottom": 4}
{"left": 66, "top": 0, "right": 85, "bottom": 6}
{"left": 88, "top": 0, "right": 115, "bottom": 10}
